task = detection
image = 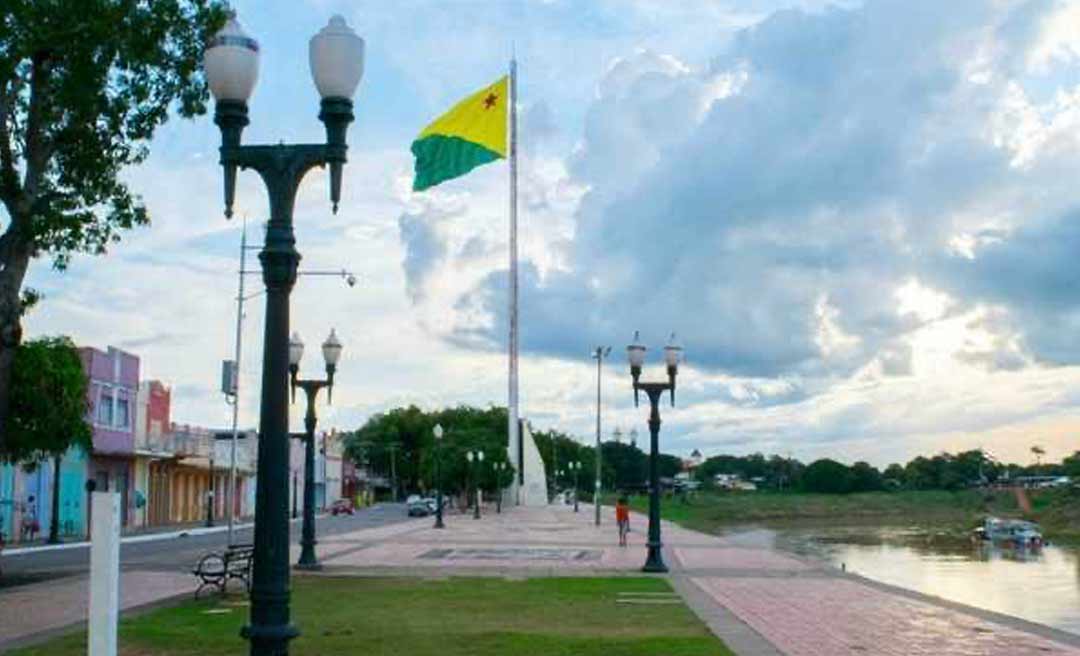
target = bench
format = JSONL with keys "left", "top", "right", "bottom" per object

{"left": 192, "top": 543, "right": 253, "bottom": 599}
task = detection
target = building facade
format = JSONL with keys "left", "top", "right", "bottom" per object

{"left": 82, "top": 346, "right": 140, "bottom": 529}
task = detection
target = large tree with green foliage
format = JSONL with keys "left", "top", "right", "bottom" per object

{"left": 0, "top": 1, "right": 227, "bottom": 451}
{"left": 5, "top": 336, "right": 91, "bottom": 543}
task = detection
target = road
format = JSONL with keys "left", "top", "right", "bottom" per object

{"left": 0, "top": 503, "right": 408, "bottom": 583}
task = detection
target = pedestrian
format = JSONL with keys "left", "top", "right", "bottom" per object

{"left": 615, "top": 496, "right": 630, "bottom": 547}
{"left": 22, "top": 496, "right": 39, "bottom": 542}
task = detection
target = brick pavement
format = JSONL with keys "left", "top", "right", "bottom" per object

{"left": 316, "top": 503, "right": 1080, "bottom": 656}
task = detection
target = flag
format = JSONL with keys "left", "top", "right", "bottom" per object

{"left": 411, "top": 76, "right": 508, "bottom": 191}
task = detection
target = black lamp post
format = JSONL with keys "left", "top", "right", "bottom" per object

{"left": 494, "top": 461, "right": 509, "bottom": 514}
{"left": 433, "top": 424, "right": 445, "bottom": 529}
{"left": 289, "top": 329, "right": 343, "bottom": 571}
{"left": 204, "top": 13, "right": 364, "bottom": 655}
{"left": 626, "top": 331, "right": 682, "bottom": 574}
{"left": 291, "top": 471, "right": 298, "bottom": 519}
{"left": 466, "top": 450, "right": 484, "bottom": 519}
{"left": 569, "top": 461, "right": 581, "bottom": 512}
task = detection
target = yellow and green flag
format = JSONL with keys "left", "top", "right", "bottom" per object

{"left": 411, "top": 76, "right": 508, "bottom": 191}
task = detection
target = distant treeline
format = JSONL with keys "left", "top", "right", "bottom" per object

{"left": 345, "top": 404, "right": 1079, "bottom": 496}
{"left": 696, "top": 450, "right": 1080, "bottom": 494}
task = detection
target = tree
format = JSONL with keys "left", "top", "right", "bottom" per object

{"left": 5, "top": 336, "right": 91, "bottom": 543}
{"left": 849, "top": 461, "right": 884, "bottom": 492}
{"left": 800, "top": 459, "right": 853, "bottom": 494}
{"left": 1031, "top": 445, "right": 1045, "bottom": 468}
{"left": 0, "top": 1, "right": 227, "bottom": 451}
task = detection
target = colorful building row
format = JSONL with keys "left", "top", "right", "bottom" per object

{"left": 0, "top": 345, "right": 259, "bottom": 544}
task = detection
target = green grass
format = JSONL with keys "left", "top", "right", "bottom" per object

{"left": 624, "top": 487, "right": 1080, "bottom": 544}
{"left": 11, "top": 577, "right": 733, "bottom": 656}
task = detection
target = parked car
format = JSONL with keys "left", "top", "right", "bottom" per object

{"left": 407, "top": 495, "right": 430, "bottom": 517}
{"left": 330, "top": 499, "right": 354, "bottom": 516}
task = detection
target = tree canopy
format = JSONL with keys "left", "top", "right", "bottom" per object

{"left": 3, "top": 336, "right": 90, "bottom": 463}
{"left": 0, "top": 0, "right": 227, "bottom": 449}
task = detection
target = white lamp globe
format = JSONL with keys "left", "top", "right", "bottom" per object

{"left": 309, "top": 15, "right": 365, "bottom": 100}
{"left": 433, "top": 424, "right": 443, "bottom": 440}
{"left": 627, "top": 331, "right": 646, "bottom": 368}
{"left": 204, "top": 14, "right": 260, "bottom": 103}
{"left": 322, "top": 328, "right": 343, "bottom": 367}
{"left": 289, "top": 332, "right": 305, "bottom": 366}
{"left": 664, "top": 333, "right": 682, "bottom": 369}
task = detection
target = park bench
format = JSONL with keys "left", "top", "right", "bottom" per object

{"left": 192, "top": 543, "right": 253, "bottom": 599}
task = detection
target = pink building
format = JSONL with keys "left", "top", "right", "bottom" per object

{"left": 81, "top": 346, "right": 139, "bottom": 527}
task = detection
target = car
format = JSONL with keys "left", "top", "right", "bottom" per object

{"left": 423, "top": 497, "right": 438, "bottom": 513}
{"left": 330, "top": 499, "right": 354, "bottom": 516}
{"left": 407, "top": 496, "right": 430, "bottom": 517}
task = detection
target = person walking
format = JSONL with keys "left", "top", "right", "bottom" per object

{"left": 615, "top": 496, "right": 630, "bottom": 547}
{"left": 21, "top": 496, "right": 39, "bottom": 542}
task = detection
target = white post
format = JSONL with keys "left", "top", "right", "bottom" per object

{"left": 89, "top": 492, "right": 120, "bottom": 656}
{"left": 507, "top": 56, "right": 521, "bottom": 506}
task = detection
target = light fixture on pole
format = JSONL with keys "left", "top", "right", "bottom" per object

{"left": 433, "top": 424, "right": 445, "bottom": 529}
{"left": 205, "top": 12, "right": 363, "bottom": 653}
{"left": 289, "top": 329, "right": 343, "bottom": 572}
{"left": 626, "top": 331, "right": 682, "bottom": 573}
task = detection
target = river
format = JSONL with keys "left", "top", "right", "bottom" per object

{"left": 725, "top": 525, "right": 1080, "bottom": 635}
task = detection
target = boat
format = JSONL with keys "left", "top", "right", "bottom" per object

{"left": 972, "top": 517, "right": 1043, "bottom": 549}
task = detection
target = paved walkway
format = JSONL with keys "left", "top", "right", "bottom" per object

{"left": 5, "top": 503, "right": 1080, "bottom": 655}
{"left": 315, "top": 503, "right": 1080, "bottom": 656}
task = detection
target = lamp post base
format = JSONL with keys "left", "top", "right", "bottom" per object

{"left": 642, "top": 543, "right": 668, "bottom": 573}
{"left": 434, "top": 516, "right": 445, "bottom": 529}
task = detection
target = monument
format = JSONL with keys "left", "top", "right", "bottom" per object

{"left": 515, "top": 419, "right": 549, "bottom": 507}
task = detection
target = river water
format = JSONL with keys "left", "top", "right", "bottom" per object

{"left": 726, "top": 526, "right": 1080, "bottom": 635}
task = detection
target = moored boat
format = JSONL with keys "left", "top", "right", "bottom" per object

{"left": 973, "top": 517, "right": 1043, "bottom": 549}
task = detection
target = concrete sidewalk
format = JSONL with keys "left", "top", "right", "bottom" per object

{"left": 315, "top": 503, "right": 1080, "bottom": 656}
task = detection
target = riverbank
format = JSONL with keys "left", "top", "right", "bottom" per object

{"left": 626, "top": 487, "right": 1080, "bottom": 544}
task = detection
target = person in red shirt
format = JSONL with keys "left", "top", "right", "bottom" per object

{"left": 615, "top": 496, "right": 630, "bottom": 547}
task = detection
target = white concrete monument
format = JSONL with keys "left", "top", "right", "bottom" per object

{"left": 518, "top": 420, "right": 549, "bottom": 507}
{"left": 89, "top": 491, "right": 120, "bottom": 656}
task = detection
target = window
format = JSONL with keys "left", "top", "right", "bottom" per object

{"left": 116, "top": 396, "right": 130, "bottom": 429}
{"left": 97, "top": 388, "right": 114, "bottom": 426}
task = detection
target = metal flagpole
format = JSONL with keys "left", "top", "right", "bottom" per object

{"left": 508, "top": 56, "right": 521, "bottom": 505}
{"left": 227, "top": 219, "right": 247, "bottom": 545}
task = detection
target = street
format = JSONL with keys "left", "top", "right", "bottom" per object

{"left": 0, "top": 503, "right": 408, "bottom": 585}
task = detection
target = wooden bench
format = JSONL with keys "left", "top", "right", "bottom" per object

{"left": 192, "top": 543, "right": 253, "bottom": 599}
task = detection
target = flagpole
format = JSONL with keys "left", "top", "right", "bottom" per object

{"left": 508, "top": 56, "right": 521, "bottom": 506}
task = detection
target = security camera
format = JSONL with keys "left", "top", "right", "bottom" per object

{"left": 346, "top": 274, "right": 357, "bottom": 287}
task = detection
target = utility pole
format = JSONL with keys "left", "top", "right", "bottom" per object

{"left": 592, "top": 346, "right": 610, "bottom": 526}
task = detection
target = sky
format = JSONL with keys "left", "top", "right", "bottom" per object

{"left": 17, "top": 0, "right": 1080, "bottom": 467}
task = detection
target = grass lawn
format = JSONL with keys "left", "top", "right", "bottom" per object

{"left": 10, "top": 576, "right": 733, "bottom": 656}
{"left": 624, "top": 487, "right": 1080, "bottom": 544}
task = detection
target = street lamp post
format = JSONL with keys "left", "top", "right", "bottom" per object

{"left": 494, "top": 461, "right": 507, "bottom": 513}
{"left": 288, "top": 330, "right": 343, "bottom": 571}
{"left": 466, "top": 450, "right": 484, "bottom": 519}
{"left": 204, "top": 13, "right": 364, "bottom": 653}
{"left": 570, "top": 461, "right": 581, "bottom": 512}
{"left": 591, "top": 346, "right": 610, "bottom": 526}
{"left": 626, "top": 331, "right": 682, "bottom": 574}
{"left": 433, "top": 424, "right": 445, "bottom": 529}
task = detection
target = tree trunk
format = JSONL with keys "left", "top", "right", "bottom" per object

{"left": 48, "top": 454, "right": 61, "bottom": 544}
{"left": 0, "top": 244, "right": 32, "bottom": 452}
